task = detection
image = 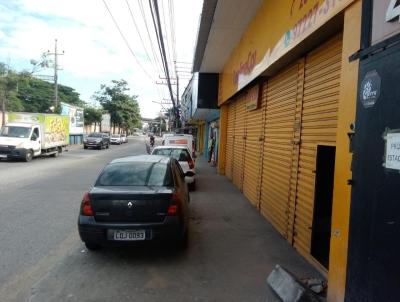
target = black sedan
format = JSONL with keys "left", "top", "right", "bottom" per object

{"left": 78, "top": 155, "right": 190, "bottom": 250}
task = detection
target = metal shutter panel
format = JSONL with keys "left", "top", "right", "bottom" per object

{"left": 292, "top": 34, "right": 343, "bottom": 257}
{"left": 260, "top": 63, "right": 299, "bottom": 237}
{"left": 225, "top": 101, "right": 235, "bottom": 179}
{"left": 232, "top": 95, "right": 246, "bottom": 190}
{"left": 242, "top": 83, "right": 266, "bottom": 208}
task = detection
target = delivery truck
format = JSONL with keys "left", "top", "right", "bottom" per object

{"left": 0, "top": 112, "right": 69, "bottom": 162}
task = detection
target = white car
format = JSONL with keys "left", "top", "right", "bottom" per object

{"left": 151, "top": 145, "right": 196, "bottom": 190}
{"left": 120, "top": 134, "right": 127, "bottom": 143}
{"left": 163, "top": 134, "right": 195, "bottom": 158}
{"left": 110, "top": 134, "right": 122, "bottom": 145}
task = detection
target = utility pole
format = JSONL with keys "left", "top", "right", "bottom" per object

{"left": 47, "top": 39, "right": 64, "bottom": 110}
{"left": 1, "top": 92, "right": 5, "bottom": 126}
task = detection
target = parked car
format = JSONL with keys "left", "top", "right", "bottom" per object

{"left": 120, "top": 134, "right": 127, "bottom": 143}
{"left": 151, "top": 146, "right": 196, "bottom": 190}
{"left": 110, "top": 134, "right": 122, "bottom": 145}
{"left": 84, "top": 132, "right": 110, "bottom": 150}
{"left": 77, "top": 155, "right": 190, "bottom": 250}
{"left": 163, "top": 134, "right": 195, "bottom": 158}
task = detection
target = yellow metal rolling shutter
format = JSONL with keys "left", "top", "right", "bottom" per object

{"left": 225, "top": 101, "right": 235, "bottom": 180}
{"left": 292, "top": 34, "right": 343, "bottom": 257}
{"left": 232, "top": 95, "right": 246, "bottom": 190}
{"left": 260, "top": 63, "right": 299, "bottom": 237}
{"left": 242, "top": 84, "right": 266, "bottom": 208}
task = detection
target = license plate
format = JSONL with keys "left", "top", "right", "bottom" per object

{"left": 112, "top": 230, "right": 145, "bottom": 241}
{"left": 0, "top": 154, "right": 7, "bottom": 158}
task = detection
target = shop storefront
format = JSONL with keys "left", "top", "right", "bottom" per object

{"left": 193, "top": 0, "right": 363, "bottom": 301}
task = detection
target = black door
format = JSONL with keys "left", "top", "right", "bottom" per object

{"left": 345, "top": 44, "right": 400, "bottom": 302}
{"left": 311, "top": 145, "right": 336, "bottom": 269}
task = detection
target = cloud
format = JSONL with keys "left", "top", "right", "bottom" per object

{"left": 0, "top": 0, "right": 202, "bottom": 118}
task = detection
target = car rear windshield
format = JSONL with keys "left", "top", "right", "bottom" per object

{"left": 96, "top": 162, "right": 173, "bottom": 187}
{"left": 152, "top": 148, "right": 191, "bottom": 161}
{"left": 88, "top": 133, "right": 102, "bottom": 138}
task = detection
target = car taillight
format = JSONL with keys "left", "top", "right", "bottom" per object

{"left": 188, "top": 159, "right": 195, "bottom": 169}
{"left": 81, "top": 192, "right": 94, "bottom": 216}
{"left": 167, "top": 193, "right": 181, "bottom": 216}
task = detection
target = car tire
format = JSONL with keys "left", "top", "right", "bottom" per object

{"left": 84, "top": 145, "right": 88, "bottom": 149}
{"left": 85, "top": 242, "right": 101, "bottom": 251}
{"left": 106, "top": 143, "right": 109, "bottom": 149}
{"left": 98, "top": 143, "right": 103, "bottom": 150}
{"left": 24, "top": 150, "right": 33, "bottom": 162}
{"left": 189, "top": 181, "right": 196, "bottom": 191}
{"left": 50, "top": 149, "right": 59, "bottom": 158}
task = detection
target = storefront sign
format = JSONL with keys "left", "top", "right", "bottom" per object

{"left": 60, "top": 102, "right": 84, "bottom": 135}
{"left": 233, "top": 51, "right": 257, "bottom": 87}
{"left": 360, "top": 70, "right": 381, "bottom": 108}
{"left": 385, "top": 132, "right": 400, "bottom": 170}
{"left": 246, "top": 85, "right": 260, "bottom": 111}
{"left": 372, "top": 0, "right": 400, "bottom": 45}
{"left": 221, "top": 0, "right": 354, "bottom": 105}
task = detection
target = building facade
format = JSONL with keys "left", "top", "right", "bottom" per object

{"left": 181, "top": 72, "right": 220, "bottom": 162}
{"left": 192, "top": 0, "right": 364, "bottom": 301}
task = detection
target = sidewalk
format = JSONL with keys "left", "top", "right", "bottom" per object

{"left": 190, "top": 158, "right": 324, "bottom": 301}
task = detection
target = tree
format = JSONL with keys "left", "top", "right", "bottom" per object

{"left": 0, "top": 62, "right": 85, "bottom": 114}
{"left": 0, "top": 63, "right": 19, "bottom": 125}
{"left": 93, "top": 79, "right": 141, "bottom": 133}
{"left": 84, "top": 106, "right": 103, "bottom": 129}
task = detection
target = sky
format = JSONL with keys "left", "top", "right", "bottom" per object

{"left": 0, "top": 0, "right": 203, "bottom": 118}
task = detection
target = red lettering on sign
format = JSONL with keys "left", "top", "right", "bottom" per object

{"left": 233, "top": 51, "right": 257, "bottom": 86}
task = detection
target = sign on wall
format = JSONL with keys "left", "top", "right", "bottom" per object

{"left": 219, "top": 0, "right": 354, "bottom": 105}
{"left": 246, "top": 84, "right": 260, "bottom": 111}
{"left": 385, "top": 132, "right": 400, "bottom": 170}
{"left": 372, "top": 0, "right": 400, "bottom": 45}
{"left": 360, "top": 70, "right": 381, "bottom": 108}
{"left": 60, "top": 102, "right": 84, "bottom": 135}
{"left": 101, "top": 113, "right": 111, "bottom": 132}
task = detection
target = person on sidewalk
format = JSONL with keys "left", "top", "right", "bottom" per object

{"left": 208, "top": 136, "right": 215, "bottom": 163}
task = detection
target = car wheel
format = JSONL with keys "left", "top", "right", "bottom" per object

{"left": 106, "top": 143, "right": 109, "bottom": 149}
{"left": 50, "top": 149, "right": 59, "bottom": 158}
{"left": 98, "top": 143, "right": 103, "bottom": 150}
{"left": 189, "top": 181, "right": 196, "bottom": 191}
{"left": 24, "top": 150, "right": 33, "bottom": 162}
{"left": 85, "top": 242, "right": 101, "bottom": 251}
{"left": 84, "top": 145, "right": 88, "bottom": 149}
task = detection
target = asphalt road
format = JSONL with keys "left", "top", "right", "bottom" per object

{"left": 0, "top": 137, "right": 152, "bottom": 302}
{"left": 0, "top": 135, "right": 320, "bottom": 302}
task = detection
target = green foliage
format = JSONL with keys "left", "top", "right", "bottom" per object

{"left": 0, "top": 62, "right": 84, "bottom": 114}
{"left": 84, "top": 106, "right": 103, "bottom": 126}
{"left": 94, "top": 79, "right": 141, "bottom": 132}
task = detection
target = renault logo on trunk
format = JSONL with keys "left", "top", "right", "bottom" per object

{"left": 127, "top": 201, "right": 133, "bottom": 208}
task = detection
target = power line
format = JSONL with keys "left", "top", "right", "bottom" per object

{"left": 168, "top": 0, "right": 177, "bottom": 62}
{"left": 160, "top": 0, "right": 174, "bottom": 78}
{"left": 138, "top": 0, "right": 164, "bottom": 75}
{"left": 149, "top": 0, "right": 176, "bottom": 112}
{"left": 125, "top": 0, "right": 158, "bottom": 75}
{"left": 102, "top": 0, "right": 153, "bottom": 81}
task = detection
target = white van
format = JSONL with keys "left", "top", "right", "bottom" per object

{"left": 164, "top": 134, "right": 194, "bottom": 157}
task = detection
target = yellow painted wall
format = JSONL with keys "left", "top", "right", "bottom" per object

{"left": 327, "top": 1, "right": 361, "bottom": 301}
{"left": 219, "top": 0, "right": 354, "bottom": 105}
